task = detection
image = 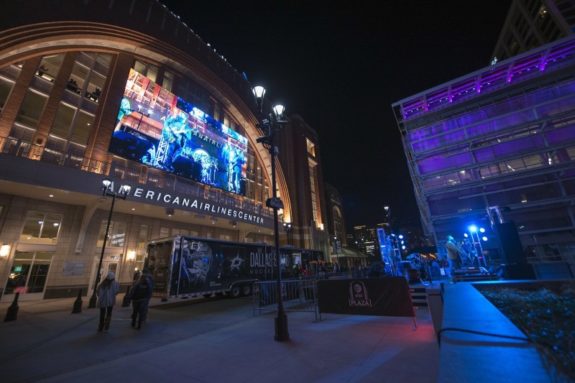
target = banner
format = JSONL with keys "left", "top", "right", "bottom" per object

{"left": 317, "top": 277, "right": 415, "bottom": 317}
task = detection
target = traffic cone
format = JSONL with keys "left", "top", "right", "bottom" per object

{"left": 4, "top": 292, "right": 20, "bottom": 322}
{"left": 72, "top": 288, "right": 83, "bottom": 314}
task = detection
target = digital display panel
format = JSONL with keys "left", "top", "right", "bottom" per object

{"left": 109, "top": 69, "right": 248, "bottom": 195}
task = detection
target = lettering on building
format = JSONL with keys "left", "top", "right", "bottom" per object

{"left": 129, "top": 186, "right": 265, "bottom": 225}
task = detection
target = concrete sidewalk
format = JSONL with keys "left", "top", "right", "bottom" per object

{"left": 0, "top": 296, "right": 439, "bottom": 383}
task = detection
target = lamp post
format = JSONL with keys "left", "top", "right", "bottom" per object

{"left": 283, "top": 222, "right": 292, "bottom": 246}
{"left": 253, "top": 85, "right": 289, "bottom": 342}
{"left": 88, "top": 178, "right": 131, "bottom": 308}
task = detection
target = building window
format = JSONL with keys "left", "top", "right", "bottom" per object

{"left": 163, "top": 70, "right": 174, "bottom": 92}
{"left": 70, "top": 110, "right": 95, "bottom": 145}
{"left": 84, "top": 71, "right": 104, "bottom": 103}
{"left": 0, "top": 77, "right": 15, "bottom": 111}
{"left": 134, "top": 60, "right": 158, "bottom": 83}
{"left": 20, "top": 212, "right": 62, "bottom": 244}
{"left": 52, "top": 105, "right": 92, "bottom": 147}
{"left": 67, "top": 61, "right": 88, "bottom": 95}
{"left": 66, "top": 53, "right": 111, "bottom": 104}
{"left": 131, "top": 224, "right": 150, "bottom": 273}
{"left": 137, "top": 225, "right": 149, "bottom": 252}
{"left": 97, "top": 220, "right": 126, "bottom": 247}
{"left": 36, "top": 54, "right": 65, "bottom": 83}
{"left": 51, "top": 102, "right": 76, "bottom": 139}
{"left": 136, "top": 226, "right": 148, "bottom": 266}
{"left": 159, "top": 226, "right": 170, "bottom": 238}
{"left": 15, "top": 90, "right": 48, "bottom": 129}
{"left": 4, "top": 251, "right": 53, "bottom": 294}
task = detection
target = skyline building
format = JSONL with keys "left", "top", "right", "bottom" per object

{"left": 325, "top": 183, "right": 347, "bottom": 253}
{"left": 492, "top": 0, "right": 575, "bottom": 61}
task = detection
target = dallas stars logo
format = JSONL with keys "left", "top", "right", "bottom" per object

{"left": 230, "top": 255, "right": 244, "bottom": 271}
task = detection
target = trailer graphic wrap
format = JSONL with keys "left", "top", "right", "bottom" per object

{"left": 173, "top": 238, "right": 255, "bottom": 295}
{"left": 146, "top": 236, "right": 324, "bottom": 298}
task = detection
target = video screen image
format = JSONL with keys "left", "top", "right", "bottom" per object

{"left": 108, "top": 69, "right": 249, "bottom": 195}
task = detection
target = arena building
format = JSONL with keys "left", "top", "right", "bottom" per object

{"left": 0, "top": 0, "right": 328, "bottom": 300}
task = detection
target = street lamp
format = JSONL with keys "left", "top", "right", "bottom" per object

{"left": 253, "top": 84, "right": 289, "bottom": 342}
{"left": 88, "top": 178, "right": 131, "bottom": 308}
{"left": 283, "top": 222, "right": 293, "bottom": 245}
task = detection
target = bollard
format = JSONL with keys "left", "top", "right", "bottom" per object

{"left": 72, "top": 288, "right": 83, "bottom": 314}
{"left": 121, "top": 286, "right": 131, "bottom": 307}
{"left": 4, "top": 292, "right": 20, "bottom": 322}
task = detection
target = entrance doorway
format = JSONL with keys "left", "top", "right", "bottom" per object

{"left": 4, "top": 251, "right": 53, "bottom": 300}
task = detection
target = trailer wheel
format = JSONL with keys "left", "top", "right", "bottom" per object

{"left": 241, "top": 284, "right": 253, "bottom": 296}
{"left": 230, "top": 285, "right": 241, "bottom": 298}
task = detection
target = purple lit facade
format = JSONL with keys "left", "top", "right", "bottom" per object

{"left": 393, "top": 37, "right": 575, "bottom": 268}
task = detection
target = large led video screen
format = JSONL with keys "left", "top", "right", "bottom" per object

{"left": 109, "top": 69, "right": 248, "bottom": 195}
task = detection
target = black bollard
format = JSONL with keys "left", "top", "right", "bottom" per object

{"left": 72, "top": 288, "right": 83, "bottom": 314}
{"left": 121, "top": 286, "right": 131, "bottom": 307}
{"left": 4, "top": 292, "right": 20, "bottom": 322}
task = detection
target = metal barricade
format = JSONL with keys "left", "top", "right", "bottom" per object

{"left": 253, "top": 279, "right": 319, "bottom": 321}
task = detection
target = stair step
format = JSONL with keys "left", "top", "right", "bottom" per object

{"left": 453, "top": 274, "right": 499, "bottom": 282}
{"left": 409, "top": 287, "right": 428, "bottom": 307}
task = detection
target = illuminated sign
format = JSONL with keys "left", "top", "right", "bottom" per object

{"left": 103, "top": 181, "right": 267, "bottom": 226}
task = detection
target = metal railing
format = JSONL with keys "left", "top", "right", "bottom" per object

{"left": 253, "top": 279, "right": 319, "bottom": 321}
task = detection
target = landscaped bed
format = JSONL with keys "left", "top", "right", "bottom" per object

{"left": 477, "top": 282, "right": 574, "bottom": 382}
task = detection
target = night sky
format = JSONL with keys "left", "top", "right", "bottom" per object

{"left": 160, "top": 0, "right": 512, "bottom": 230}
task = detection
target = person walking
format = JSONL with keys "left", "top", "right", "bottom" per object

{"left": 445, "top": 235, "right": 463, "bottom": 282}
{"left": 97, "top": 271, "right": 120, "bottom": 332}
{"left": 130, "top": 273, "right": 153, "bottom": 329}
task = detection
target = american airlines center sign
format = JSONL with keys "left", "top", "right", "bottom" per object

{"left": 109, "top": 181, "right": 269, "bottom": 227}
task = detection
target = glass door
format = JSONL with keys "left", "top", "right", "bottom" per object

{"left": 4, "top": 251, "right": 52, "bottom": 298}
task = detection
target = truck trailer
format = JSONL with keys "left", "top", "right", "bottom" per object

{"left": 145, "top": 236, "right": 324, "bottom": 299}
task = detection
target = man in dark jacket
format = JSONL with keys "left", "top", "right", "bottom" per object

{"left": 130, "top": 273, "right": 153, "bottom": 329}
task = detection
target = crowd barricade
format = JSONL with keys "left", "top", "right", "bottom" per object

{"left": 252, "top": 279, "right": 319, "bottom": 321}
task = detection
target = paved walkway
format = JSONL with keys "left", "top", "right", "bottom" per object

{"left": 0, "top": 295, "right": 439, "bottom": 383}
